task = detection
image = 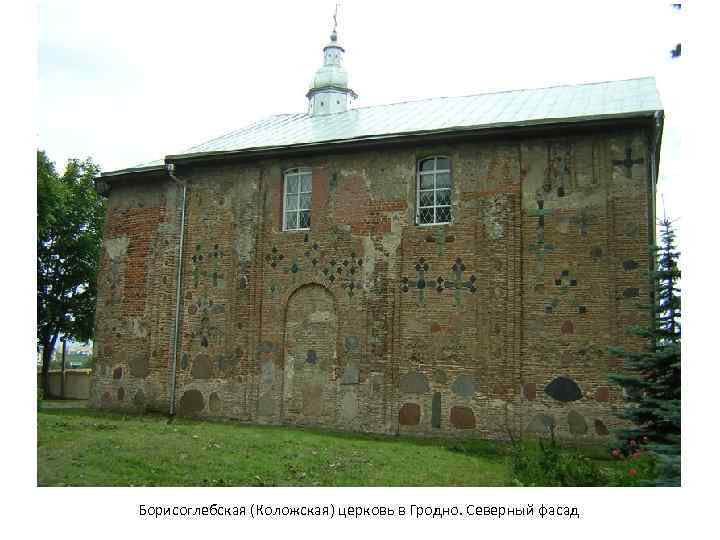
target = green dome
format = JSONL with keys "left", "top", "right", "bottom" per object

{"left": 310, "top": 62, "right": 349, "bottom": 91}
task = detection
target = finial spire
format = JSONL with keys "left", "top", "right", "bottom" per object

{"left": 331, "top": 4, "right": 339, "bottom": 41}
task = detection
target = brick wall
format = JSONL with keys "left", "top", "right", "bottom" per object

{"left": 90, "top": 127, "right": 653, "bottom": 441}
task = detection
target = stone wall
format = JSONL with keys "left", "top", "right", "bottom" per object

{"left": 89, "top": 127, "right": 653, "bottom": 441}
{"left": 38, "top": 369, "right": 92, "bottom": 400}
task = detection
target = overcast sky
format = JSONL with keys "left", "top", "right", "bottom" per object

{"left": 38, "top": 0, "right": 684, "bottom": 234}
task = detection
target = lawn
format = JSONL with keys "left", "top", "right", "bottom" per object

{"left": 37, "top": 406, "right": 641, "bottom": 487}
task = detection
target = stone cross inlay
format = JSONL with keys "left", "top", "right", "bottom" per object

{"left": 210, "top": 244, "right": 224, "bottom": 288}
{"left": 400, "top": 257, "right": 476, "bottom": 306}
{"left": 528, "top": 200, "right": 554, "bottom": 274}
{"left": 265, "top": 245, "right": 284, "bottom": 269}
{"left": 238, "top": 261, "right": 250, "bottom": 290}
{"left": 340, "top": 254, "right": 363, "bottom": 299}
{"left": 449, "top": 258, "right": 477, "bottom": 306}
{"left": 612, "top": 147, "right": 644, "bottom": 179}
{"left": 571, "top": 208, "right": 593, "bottom": 236}
{"left": 401, "top": 257, "right": 430, "bottom": 305}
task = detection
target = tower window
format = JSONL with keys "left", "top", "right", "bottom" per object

{"left": 416, "top": 157, "right": 452, "bottom": 225}
{"left": 283, "top": 167, "right": 312, "bottom": 231}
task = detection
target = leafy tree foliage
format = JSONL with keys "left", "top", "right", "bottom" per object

{"left": 609, "top": 218, "right": 681, "bottom": 486}
{"left": 37, "top": 151, "right": 105, "bottom": 396}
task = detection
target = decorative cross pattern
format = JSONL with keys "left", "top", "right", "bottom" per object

{"left": 210, "top": 244, "right": 225, "bottom": 288}
{"left": 303, "top": 240, "right": 322, "bottom": 267}
{"left": 554, "top": 269, "right": 578, "bottom": 292}
{"left": 401, "top": 257, "right": 430, "bottom": 305}
{"left": 612, "top": 147, "right": 644, "bottom": 179}
{"left": 571, "top": 208, "right": 593, "bottom": 236}
{"left": 448, "top": 257, "right": 477, "bottom": 306}
{"left": 321, "top": 254, "right": 363, "bottom": 298}
{"left": 237, "top": 261, "right": 250, "bottom": 290}
{"left": 322, "top": 259, "right": 342, "bottom": 284}
{"left": 544, "top": 291, "right": 585, "bottom": 315}
{"left": 340, "top": 254, "right": 363, "bottom": 298}
{"left": 528, "top": 200, "right": 555, "bottom": 274}
{"left": 400, "top": 257, "right": 477, "bottom": 306}
{"left": 265, "top": 245, "right": 284, "bottom": 269}
{"left": 190, "top": 244, "right": 225, "bottom": 288}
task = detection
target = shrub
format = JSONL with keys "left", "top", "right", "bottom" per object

{"left": 606, "top": 437, "right": 657, "bottom": 486}
{"left": 510, "top": 432, "right": 608, "bottom": 487}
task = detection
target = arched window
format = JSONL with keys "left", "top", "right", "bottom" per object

{"left": 417, "top": 157, "right": 451, "bottom": 225}
{"left": 283, "top": 167, "right": 312, "bottom": 231}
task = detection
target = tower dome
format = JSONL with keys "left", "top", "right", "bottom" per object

{"left": 306, "top": 22, "right": 357, "bottom": 115}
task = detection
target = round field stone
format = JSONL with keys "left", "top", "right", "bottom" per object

{"left": 527, "top": 413, "right": 555, "bottom": 434}
{"left": 179, "top": 389, "right": 205, "bottom": 415}
{"left": 567, "top": 410, "right": 588, "bottom": 435}
{"left": 399, "top": 372, "right": 429, "bottom": 394}
{"left": 449, "top": 406, "right": 475, "bottom": 429}
{"left": 258, "top": 391, "right": 274, "bottom": 416}
{"left": 301, "top": 384, "right": 323, "bottom": 416}
{"left": 133, "top": 389, "right": 146, "bottom": 408}
{"left": 209, "top": 392, "right": 221, "bottom": 413}
{"left": 191, "top": 354, "right": 212, "bottom": 379}
{"left": 431, "top": 392, "right": 441, "bottom": 429}
{"left": 398, "top": 403, "right": 421, "bottom": 426}
{"left": 341, "top": 365, "right": 359, "bottom": 385}
{"left": 451, "top": 374, "right": 476, "bottom": 397}
{"left": 545, "top": 376, "right": 582, "bottom": 402}
{"left": 595, "top": 386, "right": 610, "bottom": 402}
{"left": 261, "top": 361, "right": 274, "bottom": 385}
{"left": 370, "top": 374, "right": 383, "bottom": 394}
{"left": 129, "top": 353, "right": 149, "bottom": 378}
{"left": 344, "top": 335, "right": 360, "bottom": 351}
{"left": 594, "top": 419, "right": 609, "bottom": 436}
{"left": 341, "top": 390, "right": 358, "bottom": 421}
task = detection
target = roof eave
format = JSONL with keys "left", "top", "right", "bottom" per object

{"left": 101, "top": 163, "right": 165, "bottom": 178}
{"left": 164, "top": 110, "right": 662, "bottom": 166}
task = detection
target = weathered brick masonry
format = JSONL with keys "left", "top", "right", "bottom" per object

{"left": 90, "top": 128, "right": 654, "bottom": 441}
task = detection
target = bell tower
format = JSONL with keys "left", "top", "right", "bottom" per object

{"left": 307, "top": 8, "right": 357, "bottom": 115}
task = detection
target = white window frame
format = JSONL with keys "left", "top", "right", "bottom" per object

{"left": 282, "top": 167, "right": 312, "bottom": 231}
{"left": 416, "top": 156, "right": 452, "bottom": 226}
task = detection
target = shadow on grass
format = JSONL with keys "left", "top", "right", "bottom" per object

{"left": 39, "top": 407, "right": 513, "bottom": 458}
{"left": 38, "top": 407, "right": 612, "bottom": 463}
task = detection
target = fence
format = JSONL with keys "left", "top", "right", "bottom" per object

{"left": 37, "top": 369, "right": 92, "bottom": 399}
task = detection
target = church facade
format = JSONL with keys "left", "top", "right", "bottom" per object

{"left": 90, "top": 26, "right": 664, "bottom": 440}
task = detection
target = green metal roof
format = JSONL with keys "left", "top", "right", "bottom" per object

{"left": 103, "top": 77, "right": 662, "bottom": 177}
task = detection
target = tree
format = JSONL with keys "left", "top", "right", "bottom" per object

{"left": 37, "top": 151, "right": 105, "bottom": 397}
{"left": 609, "top": 218, "right": 681, "bottom": 486}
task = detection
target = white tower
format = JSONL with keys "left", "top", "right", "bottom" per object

{"left": 307, "top": 13, "right": 357, "bottom": 116}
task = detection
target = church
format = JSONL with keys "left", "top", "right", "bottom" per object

{"left": 90, "top": 21, "right": 664, "bottom": 441}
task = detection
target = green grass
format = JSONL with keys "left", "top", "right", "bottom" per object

{"left": 37, "top": 408, "right": 642, "bottom": 487}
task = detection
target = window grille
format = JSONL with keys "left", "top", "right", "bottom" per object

{"left": 417, "top": 157, "right": 451, "bottom": 225}
{"left": 283, "top": 167, "right": 312, "bottom": 231}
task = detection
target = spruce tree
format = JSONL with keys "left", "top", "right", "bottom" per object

{"left": 609, "top": 218, "right": 681, "bottom": 486}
